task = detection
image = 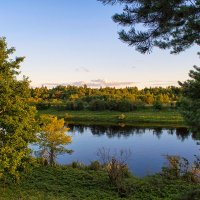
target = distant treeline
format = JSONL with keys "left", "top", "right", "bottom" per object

{"left": 29, "top": 85, "right": 182, "bottom": 111}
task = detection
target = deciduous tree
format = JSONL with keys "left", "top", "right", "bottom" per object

{"left": 0, "top": 37, "right": 37, "bottom": 179}
{"left": 39, "top": 115, "right": 72, "bottom": 166}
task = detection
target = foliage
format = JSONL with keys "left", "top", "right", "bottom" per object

{"left": 153, "top": 101, "right": 163, "bottom": 110}
{"left": 162, "top": 155, "right": 200, "bottom": 183}
{"left": 31, "top": 85, "right": 181, "bottom": 112}
{"left": 118, "top": 113, "right": 126, "bottom": 120}
{"left": 162, "top": 155, "right": 189, "bottom": 179}
{"left": 97, "top": 148, "right": 131, "bottom": 196}
{"left": 71, "top": 161, "right": 86, "bottom": 169}
{"left": 179, "top": 62, "right": 200, "bottom": 127}
{"left": 0, "top": 37, "right": 38, "bottom": 179}
{"left": 175, "top": 189, "right": 200, "bottom": 200}
{"left": 89, "top": 160, "right": 101, "bottom": 171}
{"left": 88, "top": 99, "right": 106, "bottom": 111}
{"left": 98, "top": 0, "right": 200, "bottom": 54}
{"left": 38, "top": 114, "right": 72, "bottom": 165}
{"left": 0, "top": 165, "right": 199, "bottom": 199}
{"left": 36, "top": 102, "right": 51, "bottom": 110}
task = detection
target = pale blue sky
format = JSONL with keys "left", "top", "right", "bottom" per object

{"left": 1, "top": 0, "right": 199, "bottom": 88}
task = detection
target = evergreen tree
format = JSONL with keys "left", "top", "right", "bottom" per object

{"left": 98, "top": 0, "right": 200, "bottom": 53}
{"left": 0, "top": 38, "right": 37, "bottom": 179}
{"left": 179, "top": 59, "right": 200, "bottom": 127}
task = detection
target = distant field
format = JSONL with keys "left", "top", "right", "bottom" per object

{"left": 37, "top": 108, "right": 185, "bottom": 126}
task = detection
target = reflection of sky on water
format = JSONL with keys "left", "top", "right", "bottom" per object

{"left": 34, "top": 125, "right": 200, "bottom": 177}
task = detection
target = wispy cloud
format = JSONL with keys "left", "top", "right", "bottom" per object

{"left": 75, "top": 67, "right": 90, "bottom": 73}
{"left": 34, "top": 80, "right": 178, "bottom": 89}
{"left": 147, "top": 80, "right": 178, "bottom": 86}
{"left": 41, "top": 79, "right": 138, "bottom": 88}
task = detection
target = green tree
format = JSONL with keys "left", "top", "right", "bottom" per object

{"left": 98, "top": 0, "right": 200, "bottom": 53}
{"left": 89, "top": 99, "right": 106, "bottom": 111}
{"left": 0, "top": 37, "right": 38, "bottom": 179}
{"left": 179, "top": 63, "right": 200, "bottom": 127}
{"left": 39, "top": 115, "right": 72, "bottom": 166}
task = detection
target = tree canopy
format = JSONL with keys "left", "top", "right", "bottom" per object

{"left": 98, "top": 0, "right": 200, "bottom": 53}
{"left": 39, "top": 115, "right": 72, "bottom": 166}
{"left": 28, "top": 85, "right": 180, "bottom": 112}
{"left": 0, "top": 37, "right": 38, "bottom": 179}
{"left": 179, "top": 58, "right": 200, "bottom": 127}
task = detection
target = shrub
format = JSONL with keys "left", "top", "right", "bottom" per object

{"left": 54, "top": 104, "right": 66, "bottom": 111}
{"left": 107, "top": 99, "right": 119, "bottom": 110}
{"left": 118, "top": 114, "right": 126, "bottom": 120}
{"left": 118, "top": 100, "right": 133, "bottom": 112}
{"left": 36, "top": 157, "right": 48, "bottom": 166}
{"left": 162, "top": 155, "right": 189, "bottom": 179}
{"left": 89, "top": 160, "right": 101, "bottom": 171}
{"left": 97, "top": 148, "right": 131, "bottom": 196}
{"left": 162, "top": 155, "right": 200, "bottom": 183}
{"left": 71, "top": 161, "right": 85, "bottom": 169}
{"left": 88, "top": 99, "right": 106, "bottom": 111}
{"left": 64, "top": 113, "right": 73, "bottom": 121}
{"left": 75, "top": 100, "right": 84, "bottom": 110}
{"left": 134, "top": 100, "right": 145, "bottom": 109}
{"left": 106, "top": 157, "right": 129, "bottom": 185}
{"left": 65, "top": 101, "right": 75, "bottom": 110}
{"left": 175, "top": 189, "right": 200, "bottom": 200}
{"left": 153, "top": 101, "right": 163, "bottom": 110}
{"left": 36, "top": 102, "right": 51, "bottom": 110}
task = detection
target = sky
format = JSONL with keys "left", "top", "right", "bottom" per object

{"left": 0, "top": 0, "right": 199, "bottom": 88}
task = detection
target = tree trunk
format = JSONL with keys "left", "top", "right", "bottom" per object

{"left": 50, "top": 146, "right": 55, "bottom": 166}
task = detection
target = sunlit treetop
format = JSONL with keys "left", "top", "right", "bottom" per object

{"left": 98, "top": 0, "right": 200, "bottom": 54}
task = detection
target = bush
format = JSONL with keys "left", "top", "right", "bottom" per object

{"left": 97, "top": 148, "right": 131, "bottom": 196}
{"left": 162, "top": 155, "right": 200, "bottom": 183}
{"left": 106, "top": 158, "right": 129, "bottom": 185}
{"left": 134, "top": 100, "right": 145, "bottom": 109}
{"left": 88, "top": 99, "right": 106, "bottom": 111}
{"left": 118, "top": 114, "right": 126, "bottom": 120}
{"left": 36, "top": 157, "right": 48, "bottom": 166}
{"left": 175, "top": 189, "right": 200, "bottom": 200}
{"left": 153, "top": 101, "right": 163, "bottom": 110}
{"left": 107, "top": 99, "right": 119, "bottom": 110}
{"left": 54, "top": 104, "right": 66, "bottom": 111}
{"left": 65, "top": 101, "right": 75, "bottom": 110}
{"left": 75, "top": 100, "right": 84, "bottom": 110}
{"left": 89, "top": 160, "right": 101, "bottom": 171}
{"left": 64, "top": 113, "right": 73, "bottom": 121}
{"left": 162, "top": 155, "right": 189, "bottom": 179}
{"left": 36, "top": 102, "right": 51, "bottom": 110}
{"left": 71, "top": 161, "right": 85, "bottom": 169}
{"left": 118, "top": 100, "right": 133, "bottom": 112}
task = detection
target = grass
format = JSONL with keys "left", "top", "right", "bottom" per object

{"left": 37, "top": 108, "right": 185, "bottom": 126}
{"left": 0, "top": 166, "right": 199, "bottom": 200}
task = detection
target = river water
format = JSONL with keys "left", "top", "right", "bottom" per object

{"left": 33, "top": 124, "right": 200, "bottom": 177}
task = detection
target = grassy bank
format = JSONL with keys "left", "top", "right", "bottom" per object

{"left": 0, "top": 166, "right": 198, "bottom": 200}
{"left": 37, "top": 108, "right": 185, "bottom": 126}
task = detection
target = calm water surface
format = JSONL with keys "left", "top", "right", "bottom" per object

{"left": 35, "top": 125, "right": 200, "bottom": 177}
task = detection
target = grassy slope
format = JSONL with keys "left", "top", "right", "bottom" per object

{"left": 0, "top": 166, "right": 198, "bottom": 200}
{"left": 37, "top": 108, "right": 185, "bottom": 126}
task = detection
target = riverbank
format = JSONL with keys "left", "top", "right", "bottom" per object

{"left": 0, "top": 165, "right": 198, "bottom": 200}
{"left": 37, "top": 108, "right": 185, "bottom": 126}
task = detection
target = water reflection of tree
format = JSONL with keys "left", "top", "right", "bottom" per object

{"left": 153, "top": 128, "right": 163, "bottom": 139}
{"left": 67, "top": 124, "right": 195, "bottom": 141}
{"left": 68, "top": 124, "right": 84, "bottom": 134}
{"left": 176, "top": 127, "right": 190, "bottom": 141}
